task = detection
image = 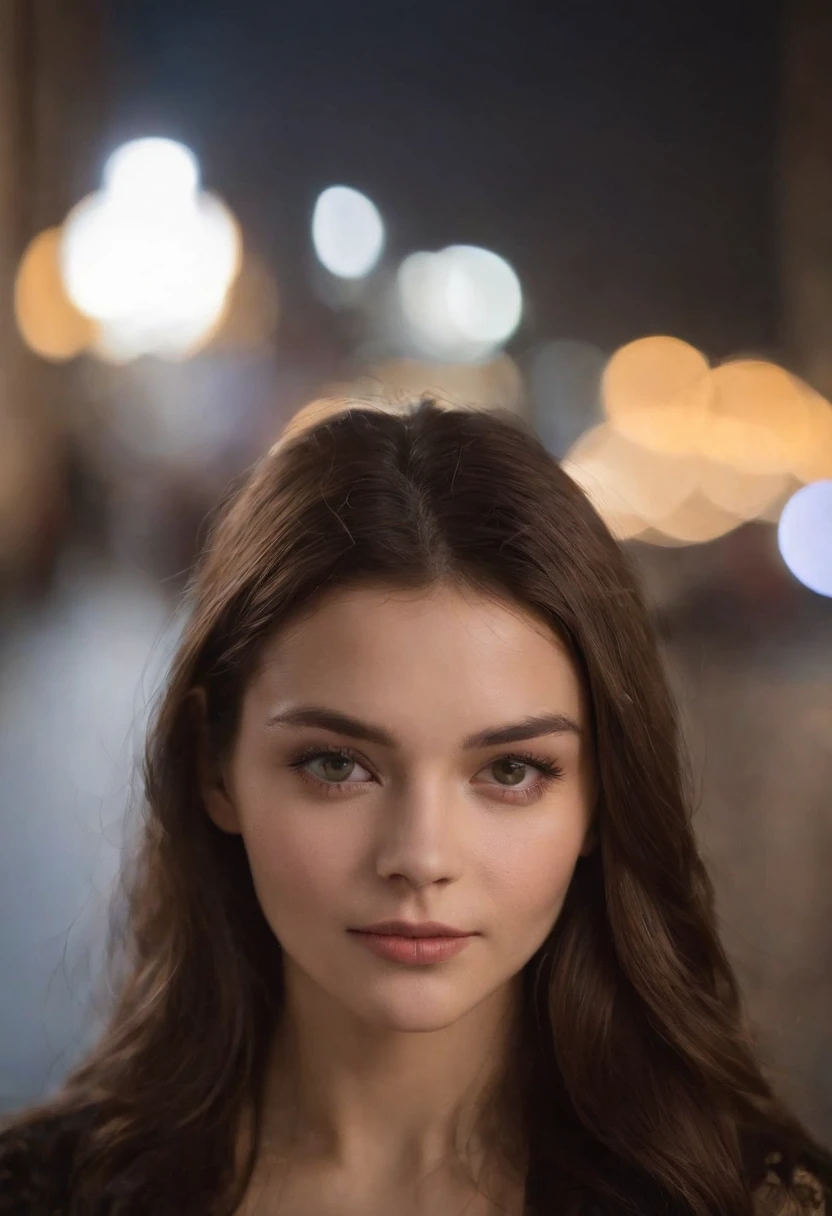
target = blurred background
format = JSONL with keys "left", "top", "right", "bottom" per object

{"left": 1, "top": 0, "right": 830, "bottom": 1143}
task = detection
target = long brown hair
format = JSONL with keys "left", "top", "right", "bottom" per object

{"left": 3, "top": 397, "right": 830, "bottom": 1215}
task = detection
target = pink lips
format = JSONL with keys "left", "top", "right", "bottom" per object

{"left": 353, "top": 920, "right": 472, "bottom": 938}
{"left": 350, "top": 930, "right": 475, "bottom": 965}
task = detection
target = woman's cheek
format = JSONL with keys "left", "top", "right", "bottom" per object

{"left": 479, "top": 813, "right": 587, "bottom": 932}
{"left": 241, "top": 803, "right": 360, "bottom": 922}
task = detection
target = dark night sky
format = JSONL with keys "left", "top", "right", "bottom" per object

{"left": 104, "top": 0, "right": 783, "bottom": 364}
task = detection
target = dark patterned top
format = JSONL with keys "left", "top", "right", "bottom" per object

{"left": 0, "top": 1107, "right": 827, "bottom": 1215}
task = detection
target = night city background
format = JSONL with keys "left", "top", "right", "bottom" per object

{"left": 1, "top": 0, "right": 830, "bottom": 1146}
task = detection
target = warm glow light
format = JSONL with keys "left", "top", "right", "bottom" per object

{"left": 599, "top": 337, "right": 832, "bottom": 536}
{"left": 564, "top": 423, "right": 700, "bottom": 524}
{"left": 562, "top": 425, "right": 646, "bottom": 540}
{"left": 792, "top": 389, "right": 832, "bottom": 483}
{"left": 602, "top": 336, "right": 711, "bottom": 455}
{"left": 397, "top": 245, "right": 522, "bottom": 362}
{"left": 778, "top": 480, "right": 832, "bottom": 597}
{"left": 696, "top": 458, "right": 790, "bottom": 521}
{"left": 756, "top": 478, "right": 803, "bottom": 523}
{"left": 14, "top": 228, "right": 96, "bottom": 360}
{"left": 649, "top": 494, "right": 743, "bottom": 545}
{"left": 563, "top": 420, "right": 748, "bottom": 546}
{"left": 59, "top": 138, "right": 242, "bottom": 362}
{"left": 562, "top": 448, "right": 647, "bottom": 542}
{"left": 312, "top": 185, "right": 385, "bottom": 279}
{"left": 699, "top": 360, "right": 820, "bottom": 475}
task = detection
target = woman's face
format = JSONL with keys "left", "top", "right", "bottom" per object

{"left": 202, "top": 582, "right": 597, "bottom": 1033}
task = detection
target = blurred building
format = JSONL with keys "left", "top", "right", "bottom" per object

{"left": 0, "top": 0, "right": 105, "bottom": 596}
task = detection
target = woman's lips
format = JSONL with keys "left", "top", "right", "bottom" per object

{"left": 349, "top": 930, "right": 476, "bottom": 965}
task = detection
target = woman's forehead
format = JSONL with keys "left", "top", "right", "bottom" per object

{"left": 245, "top": 584, "right": 587, "bottom": 737}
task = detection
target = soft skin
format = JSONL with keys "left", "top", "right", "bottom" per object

{"left": 199, "top": 581, "right": 597, "bottom": 1212}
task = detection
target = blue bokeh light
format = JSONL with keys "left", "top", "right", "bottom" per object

{"left": 777, "top": 480, "right": 832, "bottom": 598}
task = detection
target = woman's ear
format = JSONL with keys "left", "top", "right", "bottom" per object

{"left": 191, "top": 686, "right": 242, "bottom": 835}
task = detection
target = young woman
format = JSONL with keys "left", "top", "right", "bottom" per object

{"left": 1, "top": 397, "right": 829, "bottom": 1215}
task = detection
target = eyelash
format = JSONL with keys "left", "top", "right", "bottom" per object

{"left": 286, "top": 744, "right": 565, "bottom": 806}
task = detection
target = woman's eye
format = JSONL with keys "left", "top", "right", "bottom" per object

{"left": 478, "top": 757, "right": 563, "bottom": 796}
{"left": 288, "top": 747, "right": 564, "bottom": 803}
{"left": 304, "top": 752, "right": 369, "bottom": 784}
{"left": 488, "top": 758, "right": 533, "bottom": 787}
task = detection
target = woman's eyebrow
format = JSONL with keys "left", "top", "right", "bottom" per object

{"left": 264, "top": 705, "right": 582, "bottom": 749}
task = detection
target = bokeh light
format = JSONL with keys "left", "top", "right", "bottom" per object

{"left": 645, "top": 493, "right": 743, "bottom": 545}
{"left": 397, "top": 245, "right": 522, "bottom": 362}
{"left": 777, "top": 480, "right": 832, "bottom": 597}
{"left": 62, "top": 191, "right": 239, "bottom": 331}
{"left": 787, "top": 385, "right": 832, "bottom": 484}
{"left": 563, "top": 421, "right": 753, "bottom": 546}
{"left": 564, "top": 422, "right": 700, "bottom": 525}
{"left": 60, "top": 140, "right": 242, "bottom": 361}
{"left": 102, "top": 137, "right": 200, "bottom": 209}
{"left": 14, "top": 228, "right": 97, "bottom": 360}
{"left": 699, "top": 360, "right": 820, "bottom": 475}
{"left": 561, "top": 425, "right": 648, "bottom": 541}
{"left": 601, "top": 335, "right": 711, "bottom": 455}
{"left": 442, "top": 246, "right": 522, "bottom": 347}
{"left": 311, "top": 185, "right": 385, "bottom": 280}
{"left": 592, "top": 335, "right": 832, "bottom": 544}
{"left": 695, "top": 458, "right": 791, "bottom": 521}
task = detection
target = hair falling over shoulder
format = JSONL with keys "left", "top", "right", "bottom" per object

{"left": 2, "top": 397, "right": 830, "bottom": 1216}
